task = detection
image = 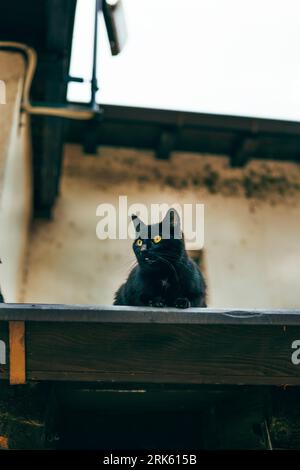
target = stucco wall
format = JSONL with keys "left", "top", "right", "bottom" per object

{"left": 23, "top": 144, "right": 300, "bottom": 308}
{"left": 0, "top": 51, "right": 32, "bottom": 302}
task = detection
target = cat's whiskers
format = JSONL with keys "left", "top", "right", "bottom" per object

{"left": 117, "top": 256, "right": 138, "bottom": 275}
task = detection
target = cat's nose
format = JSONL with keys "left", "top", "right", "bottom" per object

{"left": 140, "top": 244, "right": 147, "bottom": 251}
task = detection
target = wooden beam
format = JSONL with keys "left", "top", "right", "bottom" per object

{"left": 24, "top": 321, "right": 300, "bottom": 384}
{"left": 9, "top": 321, "right": 26, "bottom": 385}
{"left": 0, "top": 304, "right": 299, "bottom": 324}
{"left": 32, "top": 0, "right": 77, "bottom": 217}
{"left": 0, "top": 305, "right": 299, "bottom": 385}
{"left": 156, "top": 128, "right": 178, "bottom": 160}
{"left": 66, "top": 104, "right": 300, "bottom": 165}
{"left": 231, "top": 135, "right": 258, "bottom": 167}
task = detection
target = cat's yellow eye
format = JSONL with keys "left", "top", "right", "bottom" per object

{"left": 153, "top": 235, "right": 162, "bottom": 244}
{"left": 136, "top": 239, "right": 143, "bottom": 247}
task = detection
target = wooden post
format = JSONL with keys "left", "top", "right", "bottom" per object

{"left": 9, "top": 321, "right": 26, "bottom": 384}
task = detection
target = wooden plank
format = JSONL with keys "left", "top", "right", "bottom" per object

{"left": 9, "top": 321, "right": 26, "bottom": 385}
{"left": 0, "top": 305, "right": 299, "bottom": 385}
{"left": 231, "top": 135, "right": 258, "bottom": 167}
{"left": 92, "top": 104, "right": 300, "bottom": 137}
{"left": 32, "top": 0, "right": 76, "bottom": 217}
{"left": 66, "top": 104, "right": 300, "bottom": 165}
{"left": 26, "top": 322, "right": 300, "bottom": 385}
{"left": 0, "top": 304, "right": 299, "bottom": 324}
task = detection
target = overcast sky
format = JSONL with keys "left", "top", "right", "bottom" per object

{"left": 68, "top": 0, "right": 300, "bottom": 121}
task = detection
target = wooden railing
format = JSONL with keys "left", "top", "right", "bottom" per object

{"left": 1, "top": 304, "right": 300, "bottom": 385}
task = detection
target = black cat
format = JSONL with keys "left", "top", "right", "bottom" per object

{"left": 114, "top": 209, "right": 206, "bottom": 308}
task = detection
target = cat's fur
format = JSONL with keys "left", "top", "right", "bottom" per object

{"left": 114, "top": 209, "right": 206, "bottom": 308}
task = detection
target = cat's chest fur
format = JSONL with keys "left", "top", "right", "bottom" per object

{"left": 142, "top": 272, "right": 181, "bottom": 300}
{"left": 161, "top": 278, "right": 170, "bottom": 289}
{"left": 154, "top": 277, "right": 171, "bottom": 294}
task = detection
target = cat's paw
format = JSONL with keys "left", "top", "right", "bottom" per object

{"left": 149, "top": 297, "right": 166, "bottom": 308}
{"left": 174, "top": 297, "right": 191, "bottom": 309}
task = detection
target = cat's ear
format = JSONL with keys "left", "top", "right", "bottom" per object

{"left": 162, "top": 208, "right": 181, "bottom": 238}
{"left": 165, "top": 208, "right": 181, "bottom": 229}
{"left": 131, "top": 214, "right": 146, "bottom": 235}
{"left": 131, "top": 214, "right": 140, "bottom": 230}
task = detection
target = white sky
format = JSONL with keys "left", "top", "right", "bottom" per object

{"left": 68, "top": 0, "right": 300, "bottom": 121}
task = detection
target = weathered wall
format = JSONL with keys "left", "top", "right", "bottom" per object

{"left": 0, "top": 52, "right": 32, "bottom": 302}
{"left": 23, "top": 144, "right": 300, "bottom": 308}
